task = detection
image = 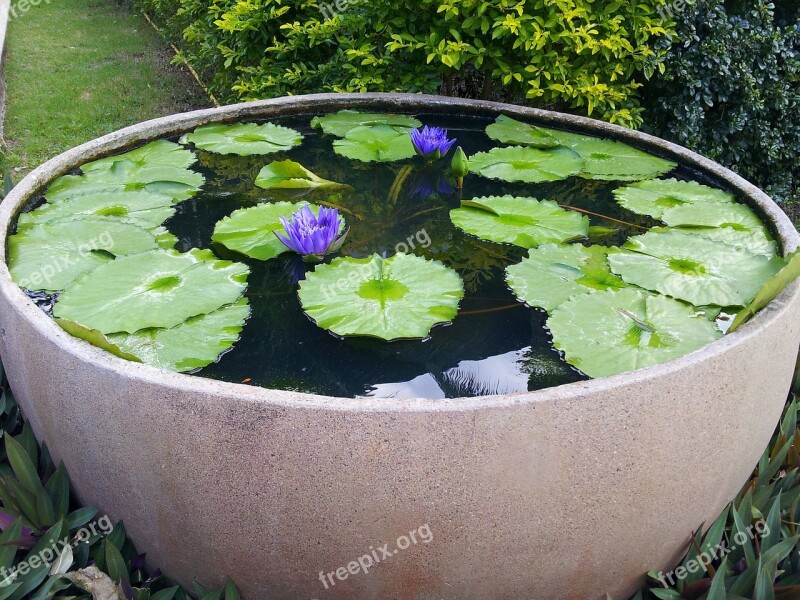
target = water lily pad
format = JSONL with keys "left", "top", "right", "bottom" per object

{"left": 83, "top": 140, "right": 197, "bottom": 172}
{"left": 332, "top": 125, "right": 416, "bottom": 163}
{"left": 45, "top": 140, "right": 204, "bottom": 203}
{"left": 729, "top": 249, "right": 800, "bottom": 332}
{"left": 298, "top": 253, "right": 464, "bottom": 341}
{"left": 485, "top": 115, "right": 559, "bottom": 148}
{"left": 255, "top": 160, "right": 349, "bottom": 190}
{"left": 548, "top": 288, "right": 722, "bottom": 378}
{"left": 544, "top": 130, "right": 677, "bottom": 181}
{"left": 55, "top": 318, "right": 143, "bottom": 363}
{"left": 8, "top": 218, "right": 176, "bottom": 292}
{"left": 450, "top": 196, "right": 589, "bottom": 248}
{"left": 212, "top": 201, "right": 313, "bottom": 261}
{"left": 53, "top": 248, "right": 249, "bottom": 333}
{"left": 506, "top": 244, "right": 627, "bottom": 312}
{"left": 614, "top": 178, "right": 735, "bottom": 219}
{"left": 311, "top": 110, "right": 421, "bottom": 137}
{"left": 468, "top": 146, "right": 583, "bottom": 183}
{"left": 107, "top": 298, "right": 251, "bottom": 371}
{"left": 17, "top": 191, "right": 176, "bottom": 231}
{"left": 607, "top": 230, "right": 784, "bottom": 307}
{"left": 660, "top": 202, "right": 777, "bottom": 256}
{"left": 180, "top": 122, "right": 303, "bottom": 156}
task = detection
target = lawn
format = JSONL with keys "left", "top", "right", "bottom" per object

{"left": 0, "top": 0, "right": 209, "bottom": 183}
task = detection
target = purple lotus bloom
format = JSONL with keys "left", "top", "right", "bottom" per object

{"left": 275, "top": 205, "right": 348, "bottom": 263}
{"left": 409, "top": 126, "right": 457, "bottom": 160}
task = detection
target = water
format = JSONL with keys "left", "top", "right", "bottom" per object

{"left": 38, "top": 112, "right": 725, "bottom": 398}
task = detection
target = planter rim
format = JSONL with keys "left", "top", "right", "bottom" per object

{"left": 1, "top": 92, "right": 798, "bottom": 412}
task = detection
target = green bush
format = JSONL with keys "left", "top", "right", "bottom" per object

{"left": 641, "top": 0, "right": 800, "bottom": 203}
{"left": 135, "top": 0, "right": 676, "bottom": 128}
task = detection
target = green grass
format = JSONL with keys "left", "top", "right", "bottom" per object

{"left": 0, "top": 0, "right": 209, "bottom": 181}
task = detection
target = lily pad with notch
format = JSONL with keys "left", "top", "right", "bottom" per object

{"left": 311, "top": 110, "right": 422, "bottom": 137}
{"left": 468, "top": 146, "right": 583, "bottom": 183}
{"left": 506, "top": 243, "right": 627, "bottom": 313}
{"left": 53, "top": 248, "right": 250, "bottom": 334}
{"left": 607, "top": 230, "right": 784, "bottom": 307}
{"left": 614, "top": 178, "right": 735, "bottom": 219}
{"left": 547, "top": 288, "right": 723, "bottom": 378}
{"left": 450, "top": 195, "right": 589, "bottom": 248}
{"left": 17, "top": 190, "right": 177, "bottom": 231}
{"left": 298, "top": 253, "right": 464, "bottom": 341}
{"left": 180, "top": 122, "right": 303, "bottom": 156}
{"left": 8, "top": 218, "right": 178, "bottom": 292}
{"left": 485, "top": 115, "right": 559, "bottom": 148}
{"left": 332, "top": 125, "right": 417, "bottom": 163}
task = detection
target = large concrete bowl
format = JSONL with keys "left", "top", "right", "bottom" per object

{"left": 1, "top": 94, "right": 799, "bottom": 600}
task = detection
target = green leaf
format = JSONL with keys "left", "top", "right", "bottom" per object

{"left": 65, "top": 507, "right": 97, "bottom": 531}
{"left": 83, "top": 140, "right": 196, "bottom": 172}
{"left": 614, "top": 178, "right": 735, "bottom": 219}
{"left": 223, "top": 579, "right": 240, "bottom": 600}
{"left": 4, "top": 434, "right": 44, "bottom": 497}
{"left": 544, "top": 129, "right": 677, "bottom": 181}
{"left": 660, "top": 202, "right": 777, "bottom": 256}
{"left": 104, "top": 540, "right": 129, "bottom": 583}
{"left": 17, "top": 191, "right": 177, "bottom": 231}
{"left": 485, "top": 115, "right": 559, "bottom": 148}
{"left": 506, "top": 244, "right": 627, "bottom": 312}
{"left": 468, "top": 146, "right": 583, "bottom": 183}
{"left": 180, "top": 122, "right": 303, "bottom": 156}
{"left": 332, "top": 125, "right": 416, "bottom": 163}
{"left": 212, "top": 201, "right": 310, "bottom": 261}
{"left": 254, "top": 160, "right": 349, "bottom": 191}
{"left": 298, "top": 253, "right": 464, "bottom": 341}
{"left": 107, "top": 299, "right": 250, "bottom": 372}
{"left": 0, "top": 520, "right": 22, "bottom": 570}
{"left": 55, "top": 319, "right": 144, "bottom": 363}
{"left": 729, "top": 249, "right": 800, "bottom": 332}
{"left": 706, "top": 557, "right": 729, "bottom": 600}
{"left": 608, "top": 231, "right": 784, "bottom": 307}
{"left": 151, "top": 587, "right": 179, "bottom": 600}
{"left": 547, "top": 288, "right": 722, "bottom": 378}
{"left": 8, "top": 218, "right": 177, "bottom": 292}
{"left": 450, "top": 195, "right": 588, "bottom": 248}
{"left": 311, "top": 110, "right": 421, "bottom": 137}
{"left": 53, "top": 249, "right": 249, "bottom": 334}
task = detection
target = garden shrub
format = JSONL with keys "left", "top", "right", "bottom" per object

{"left": 134, "top": 0, "right": 676, "bottom": 128}
{"left": 642, "top": 0, "right": 800, "bottom": 203}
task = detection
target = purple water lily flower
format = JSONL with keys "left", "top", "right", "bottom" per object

{"left": 409, "top": 126, "right": 457, "bottom": 161}
{"left": 275, "top": 205, "right": 348, "bottom": 263}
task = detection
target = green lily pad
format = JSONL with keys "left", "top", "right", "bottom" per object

{"left": 468, "top": 146, "right": 583, "bottom": 183}
{"left": 8, "top": 218, "right": 177, "bottom": 292}
{"left": 332, "top": 125, "right": 417, "bottom": 163}
{"left": 660, "top": 202, "right": 777, "bottom": 256}
{"left": 255, "top": 160, "right": 350, "bottom": 190}
{"left": 547, "top": 288, "right": 722, "bottom": 378}
{"left": 311, "top": 110, "right": 421, "bottom": 137}
{"left": 506, "top": 244, "right": 627, "bottom": 312}
{"left": 450, "top": 196, "right": 589, "bottom": 248}
{"left": 544, "top": 130, "right": 677, "bottom": 181}
{"left": 17, "top": 191, "right": 176, "bottom": 231}
{"left": 45, "top": 140, "right": 204, "bottom": 203}
{"left": 729, "top": 249, "right": 800, "bottom": 332}
{"left": 212, "top": 201, "right": 315, "bottom": 261}
{"left": 298, "top": 253, "right": 464, "bottom": 341}
{"left": 485, "top": 115, "right": 559, "bottom": 148}
{"left": 53, "top": 248, "right": 249, "bottom": 333}
{"left": 179, "top": 122, "right": 303, "bottom": 156}
{"left": 107, "top": 298, "right": 251, "bottom": 372}
{"left": 614, "top": 178, "right": 735, "bottom": 219}
{"left": 607, "top": 230, "right": 784, "bottom": 307}
{"left": 55, "top": 318, "right": 143, "bottom": 363}
{"left": 83, "top": 140, "right": 197, "bottom": 172}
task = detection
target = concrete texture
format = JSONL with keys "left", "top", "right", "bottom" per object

{"left": 0, "top": 94, "right": 799, "bottom": 600}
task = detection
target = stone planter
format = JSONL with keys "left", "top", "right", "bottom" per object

{"left": 1, "top": 94, "right": 799, "bottom": 600}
